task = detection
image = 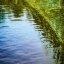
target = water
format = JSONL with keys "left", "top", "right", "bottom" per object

{"left": 0, "top": 1, "right": 63, "bottom": 64}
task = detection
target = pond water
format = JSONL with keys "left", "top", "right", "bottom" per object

{"left": 0, "top": 1, "right": 63, "bottom": 64}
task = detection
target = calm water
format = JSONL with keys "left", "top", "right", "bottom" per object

{"left": 0, "top": 2, "right": 63, "bottom": 64}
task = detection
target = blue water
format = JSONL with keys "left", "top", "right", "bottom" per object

{"left": 0, "top": 5, "right": 60, "bottom": 64}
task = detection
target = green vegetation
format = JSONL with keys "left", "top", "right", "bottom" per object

{"left": 25, "top": 0, "right": 64, "bottom": 43}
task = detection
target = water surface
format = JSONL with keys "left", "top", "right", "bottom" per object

{"left": 0, "top": 1, "right": 63, "bottom": 64}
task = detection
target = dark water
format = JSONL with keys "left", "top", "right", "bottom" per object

{"left": 0, "top": 2, "right": 63, "bottom": 64}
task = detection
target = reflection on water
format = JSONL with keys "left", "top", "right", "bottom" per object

{"left": 0, "top": 0, "right": 64, "bottom": 64}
